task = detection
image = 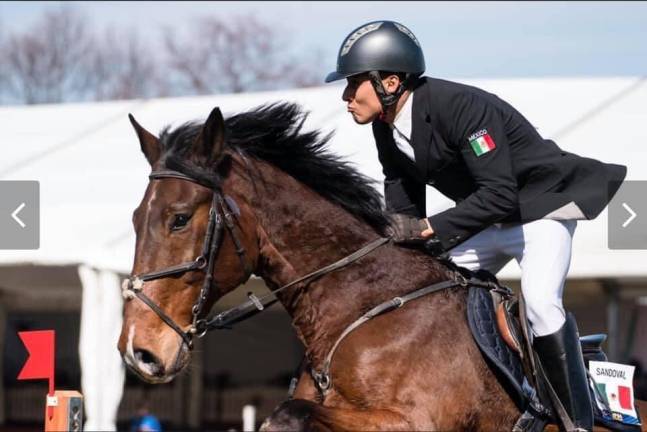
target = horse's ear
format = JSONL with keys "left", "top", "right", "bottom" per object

{"left": 129, "top": 114, "right": 160, "bottom": 166}
{"left": 197, "top": 107, "right": 225, "bottom": 161}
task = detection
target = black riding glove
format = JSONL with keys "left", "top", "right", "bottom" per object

{"left": 423, "top": 236, "right": 448, "bottom": 258}
{"left": 387, "top": 213, "right": 429, "bottom": 245}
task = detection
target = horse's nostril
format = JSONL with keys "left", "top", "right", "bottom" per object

{"left": 134, "top": 349, "right": 164, "bottom": 375}
{"left": 135, "top": 349, "right": 156, "bottom": 364}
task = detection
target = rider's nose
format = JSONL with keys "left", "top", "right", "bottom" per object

{"left": 134, "top": 348, "right": 165, "bottom": 376}
{"left": 342, "top": 85, "right": 353, "bottom": 102}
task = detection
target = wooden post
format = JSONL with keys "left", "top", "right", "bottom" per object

{"left": 44, "top": 390, "right": 83, "bottom": 432}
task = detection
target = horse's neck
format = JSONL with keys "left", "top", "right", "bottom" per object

{"left": 249, "top": 162, "right": 446, "bottom": 364}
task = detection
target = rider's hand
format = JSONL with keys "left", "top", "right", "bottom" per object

{"left": 421, "top": 218, "right": 434, "bottom": 238}
{"left": 387, "top": 213, "right": 432, "bottom": 244}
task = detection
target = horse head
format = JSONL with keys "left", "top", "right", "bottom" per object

{"left": 117, "top": 107, "right": 260, "bottom": 383}
{"left": 118, "top": 102, "right": 392, "bottom": 386}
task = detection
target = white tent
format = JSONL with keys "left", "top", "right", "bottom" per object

{"left": 1, "top": 77, "right": 646, "bottom": 428}
{"left": 1, "top": 77, "right": 645, "bottom": 276}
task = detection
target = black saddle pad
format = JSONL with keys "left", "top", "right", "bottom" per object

{"left": 467, "top": 285, "right": 527, "bottom": 410}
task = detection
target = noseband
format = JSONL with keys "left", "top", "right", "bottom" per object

{"left": 121, "top": 169, "right": 251, "bottom": 348}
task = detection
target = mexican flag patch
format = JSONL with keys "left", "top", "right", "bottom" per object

{"left": 468, "top": 129, "right": 496, "bottom": 156}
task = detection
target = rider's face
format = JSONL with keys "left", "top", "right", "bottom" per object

{"left": 342, "top": 74, "right": 382, "bottom": 124}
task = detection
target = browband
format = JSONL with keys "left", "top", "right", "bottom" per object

{"left": 149, "top": 169, "right": 217, "bottom": 190}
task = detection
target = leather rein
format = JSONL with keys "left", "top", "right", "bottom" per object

{"left": 121, "top": 168, "right": 391, "bottom": 349}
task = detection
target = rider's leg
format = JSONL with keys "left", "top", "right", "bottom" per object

{"left": 448, "top": 224, "right": 511, "bottom": 273}
{"left": 534, "top": 314, "right": 594, "bottom": 431}
{"left": 504, "top": 219, "right": 592, "bottom": 431}
{"left": 514, "top": 219, "right": 576, "bottom": 337}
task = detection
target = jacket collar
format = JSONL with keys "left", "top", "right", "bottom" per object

{"left": 371, "top": 78, "right": 433, "bottom": 182}
{"left": 410, "top": 78, "right": 432, "bottom": 179}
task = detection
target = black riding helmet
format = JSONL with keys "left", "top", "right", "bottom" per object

{"left": 326, "top": 20, "right": 425, "bottom": 107}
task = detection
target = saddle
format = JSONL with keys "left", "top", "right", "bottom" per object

{"left": 462, "top": 267, "right": 643, "bottom": 432}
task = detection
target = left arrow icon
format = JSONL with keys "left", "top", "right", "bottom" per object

{"left": 12, "top": 202, "right": 26, "bottom": 228}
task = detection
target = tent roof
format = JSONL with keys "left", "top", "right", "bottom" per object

{"left": 1, "top": 77, "right": 645, "bottom": 278}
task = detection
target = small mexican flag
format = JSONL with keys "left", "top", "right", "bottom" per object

{"left": 596, "top": 382, "right": 633, "bottom": 411}
{"left": 469, "top": 130, "right": 496, "bottom": 156}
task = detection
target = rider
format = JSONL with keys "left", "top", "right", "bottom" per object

{"left": 325, "top": 20, "right": 626, "bottom": 431}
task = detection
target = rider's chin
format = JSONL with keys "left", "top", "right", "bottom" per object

{"left": 351, "top": 112, "right": 368, "bottom": 125}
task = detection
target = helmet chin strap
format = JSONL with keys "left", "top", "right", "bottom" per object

{"left": 368, "top": 71, "right": 407, "bottom": 109}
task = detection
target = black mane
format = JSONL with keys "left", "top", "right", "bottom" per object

{"left": 158, "top": 102, "right": 390, "bottom": 233}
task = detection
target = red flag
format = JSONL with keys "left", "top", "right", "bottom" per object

{"left": 618, "top": 385, "right": 633, "bottom": 410}
{"left": 17, "top": 330, "right": 55, "bottom": 396}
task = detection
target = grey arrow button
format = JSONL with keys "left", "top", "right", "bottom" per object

{"left": 622, "top": 202, "right": 636, "bottom": 228}
{"left": 12, "top": 202, "right": 26, "bottom": 228}
{"left": 0, "top": 181, "right": 39, "bottom": 249}
{"left": 609, "top": 181, "right": 647, "bottom": 250}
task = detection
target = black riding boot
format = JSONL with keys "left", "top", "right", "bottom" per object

{"left": 533, "top": 313, "right": 594, "bottom": 432}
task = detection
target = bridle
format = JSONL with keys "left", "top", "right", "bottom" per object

{"left": 122, "top": 168, "right": 390, "bottom": 349}
{"left": 121, "top": 169, "right": 252, "bottom": 348}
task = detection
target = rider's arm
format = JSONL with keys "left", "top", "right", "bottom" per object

{"left": 427, "top": 92, "right": 518, "bottom": 251}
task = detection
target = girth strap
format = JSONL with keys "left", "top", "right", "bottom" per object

{"left": 311, "top": 276, "right": 504, "bottom": 397}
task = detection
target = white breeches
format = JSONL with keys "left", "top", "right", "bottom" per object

{"left": 449, "top": 219, "right": 577, "bottom": 337}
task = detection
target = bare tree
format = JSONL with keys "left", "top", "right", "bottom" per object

{"left": 164, "top": 14, "right": 321, "bottom": 95}
{"left": 0, "top": 8, "right": 322, "bottom": 105}
{"left": 1, "top": 6, "right": 165, "bottom": 105}
{"left": 88, "top": 28, "right": 162, "bottom": 101}
{"left": 2, "top": 6, "right": 94, "bottom": 104}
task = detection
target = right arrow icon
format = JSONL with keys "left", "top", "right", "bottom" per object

{"left": 622, "top": 202, "right": 636, "bottom": 228}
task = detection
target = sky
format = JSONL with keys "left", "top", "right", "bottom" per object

{"left": 1, "top": 1, "right": 646, "bottom": 79}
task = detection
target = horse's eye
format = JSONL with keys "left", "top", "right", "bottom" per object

{"left": 171, "top": 214, "right": 190, "bottom": 231}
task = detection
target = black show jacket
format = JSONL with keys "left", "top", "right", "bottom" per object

{"left": 372, "top": 77, "right": 626, "bottom": 251}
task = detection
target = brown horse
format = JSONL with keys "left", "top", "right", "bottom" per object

{"left": 117, "top": 103, "right": 643, "bottom": 431}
